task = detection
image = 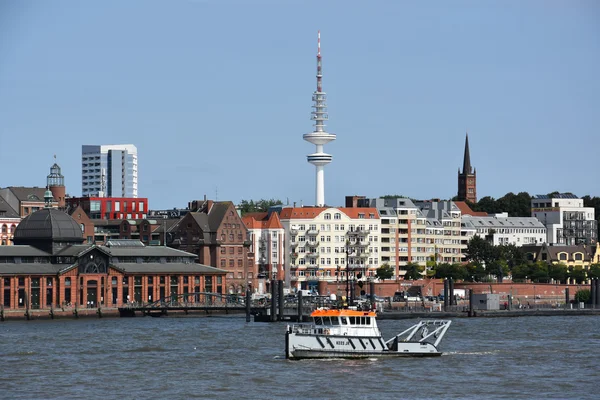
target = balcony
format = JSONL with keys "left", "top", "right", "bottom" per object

{"left": 305, "top": 251, "right": 319, "bottom": 257}
{"left": 306, "top": 240, "right": 319, "bottom": 247}
{"left": 290, "top": 228, "right": 298, "bottom": 235}
{"left": 347, "top": 229, "right": 369, "bottom": 236}
{"left": 307, "top": 229, "right": 319, "bottom": 235}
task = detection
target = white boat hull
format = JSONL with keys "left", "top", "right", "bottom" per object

{"left": 286, "top": 332, "right": 442, "bottom": 359}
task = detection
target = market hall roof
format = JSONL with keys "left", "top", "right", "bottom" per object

{"left": 114, "top": 263, "right": 226, "bottom": 274}
{"left": 13, "top": 208, "right": 84, "bottom": 243}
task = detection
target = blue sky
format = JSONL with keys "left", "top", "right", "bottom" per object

{"left": 1, "top": 0, "right": 598, "bottom": 209}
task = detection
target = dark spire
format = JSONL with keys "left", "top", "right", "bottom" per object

{"left": 462, "top": 133, "right": 472, "bottom": 174}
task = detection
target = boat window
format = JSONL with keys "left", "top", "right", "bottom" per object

{"left": 322, "top": 317, "right": 330, "bottom": 325}
{"left": 341, "top": 317, "right": 348, "bottom": 325}
{"left": 349, "top": 317, "right": 356, "bottom": 325}
{"left": 314, "top": 317, "right": 323, "bottom": 325}
{"left": 365, "top": 317, "right": 371, "bottom": 325}
{"left": 331, "top": 317, "right": 340, "bottom": 325}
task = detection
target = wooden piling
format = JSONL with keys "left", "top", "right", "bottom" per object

{"left": 278, "top": 280, "right": 284, "bottom": 321}
{"left": 245, "top": 289, "right": 251, "bottom": 323}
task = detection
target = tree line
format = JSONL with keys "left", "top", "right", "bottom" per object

{"left": 375, "top": 235, "right": 600, "bottom": 284}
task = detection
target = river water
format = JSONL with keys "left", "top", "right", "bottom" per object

{"left": 0, "top": 314, "right": 597, "bottom": 399}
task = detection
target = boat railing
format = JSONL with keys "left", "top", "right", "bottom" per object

{"left": 384, "top": 320, "right": 452, "bottom": 348}
{"left": 289, "top": 324, "right": 377, "bottom": 336}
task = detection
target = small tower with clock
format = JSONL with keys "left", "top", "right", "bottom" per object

{"left": 457, "top": 133, "right": 476, "bottom": 203}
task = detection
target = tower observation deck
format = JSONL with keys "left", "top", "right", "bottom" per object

{"left": 303, "top": 31, "right": 336, "bottom": 207}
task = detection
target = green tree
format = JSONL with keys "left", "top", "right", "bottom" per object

{"left": 238, "top": 198, "right": 283, "bottom": 215}
{"left": 433, "top": 263, "right": 467, "bottom": 280}
{"left": 548, "top": 263, "right": 568, "bottom": 283}
{"left": 589, "top": 264, "right": 600, "bottom": 279}
{"left": 375, "top": 263, "right": 394, "bottom": 281}
{"left": 511, "top": 264, "right": 530, "bottom": 281}
{"left": 568, "top": 266, "right": 587, "bottom": 284}
{"left": 465, "top": 236, "right": 494, "bottom": 267}
{"left": 574, "top": 289, "right": 591, "bottom": 303}
{"left": 529, "top": 261, "right": 549, "bottom": 282}
{"left": 403, "top": 262, "right": 425, "bottom": 280}
{"left": 465, "top": 262, "right": 487, "bottom": 282}
{"left": 488, "top": 259, "right": 510, "bottom": 283}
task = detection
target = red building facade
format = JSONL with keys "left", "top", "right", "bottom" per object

{"left": 66, "top": 197, "right": 148, "bottom": 220}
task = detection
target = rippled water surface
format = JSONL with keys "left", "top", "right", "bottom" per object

{"left": 1, "top": 315, "right": 598, "bottom": 399}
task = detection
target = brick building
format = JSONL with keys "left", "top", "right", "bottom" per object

{"left": 0, "top": 206, "right": 226, "bottom": 311}
{"left": 169, "top": 200, "right": 252, "bottom": 293}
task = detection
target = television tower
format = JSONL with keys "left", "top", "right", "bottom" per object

{"left": 303, "top": 30, "right": 336, "bottom": 207}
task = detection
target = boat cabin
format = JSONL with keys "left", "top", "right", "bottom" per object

{"left": 306, "top": 308, "right": 381, "bottom": 337}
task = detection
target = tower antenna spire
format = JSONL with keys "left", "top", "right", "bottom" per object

{"left": 303, "top": 31, "right": 336, "bottom": 207}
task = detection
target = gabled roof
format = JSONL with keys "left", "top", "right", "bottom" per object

{"left": 279, "top": 207, "right": 380, "bottom": 220}
{"left": 454, "top": 201, "right": 487, "bottom": 217}
{"left": 0, "top": 193, "right": 19, "bottom": 218}
{"left": 544, "top": 244, "right": 594, "bottom": 261}
{"left": 151, "top": 219, "right": 180, "bottom": 234}
{"left": 242, "top": 212, "right": 283, "bottom": 230}
{"left": 207, "top": 201, "right": 232, "bottom": 231}
{"left": 2, "top": 187, "right": 49, "bottom": 203}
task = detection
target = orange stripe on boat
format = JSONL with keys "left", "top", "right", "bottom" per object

{"left": 310, "top": 309, "right": 376, "bottom": 317}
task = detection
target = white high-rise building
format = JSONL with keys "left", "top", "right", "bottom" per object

{"left": 303, "top": 31, "right": 336, "bottom": 207}
{"left": 81, "top": 144, "right": 138, "bottom": 198}
{"left": 531, "top": 194, "right": 597, "bottom": 245}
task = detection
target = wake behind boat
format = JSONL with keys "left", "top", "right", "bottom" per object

{"left": 285, "top": 307, "right": 451, "bottom": 360}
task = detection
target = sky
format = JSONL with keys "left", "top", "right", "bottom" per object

{"left": 0, "top": 0, "right": 598, "bottom": 210}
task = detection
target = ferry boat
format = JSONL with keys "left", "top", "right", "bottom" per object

{"left": 285, "top": 308, "right": 451, "bottom": 359}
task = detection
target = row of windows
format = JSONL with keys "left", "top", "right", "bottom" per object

{"left": 220, "top": 247, "right": 244, "bottom": 254}
{"left": 1, "top": 224, "right": 17, "bottom": 234}
{"left": 220, "top": 259, "right": 244, "bottom": 268}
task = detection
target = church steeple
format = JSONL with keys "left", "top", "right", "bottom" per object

{"left": 462, "top": 133, "right": 472, "bottom": 174}
{"left": 457, "top": 132, "right": 477, "bottom": 203}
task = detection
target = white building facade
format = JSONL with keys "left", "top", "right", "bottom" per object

{"left": 531, "top": 194, "right": 597, "bottom": 245}
{"left": 242, "top": 212, "right": 285, "bottom": 295}
{"left": 279, "top": 207, "right": 380, "bottom": 290}
{"left": 462, "top": 213, "right": 546, "bottom": 246}
{"left": 81, "top": 144, "right": 138, "bottom": 198}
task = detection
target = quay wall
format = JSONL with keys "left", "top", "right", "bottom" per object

{"left": 317, "top": 280, "right": 591, "bottom": 304}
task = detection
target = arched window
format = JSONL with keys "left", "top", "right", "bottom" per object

{"left": 10, "top": 225, "right": 16, "bottom": 233}
{"left": 1, "top": 225, "right": 6, "bottom": 233}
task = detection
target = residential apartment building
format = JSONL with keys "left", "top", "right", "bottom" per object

{"left": 242, "top": 210, "right": 285, "bottom": 294}
{"left": 279, "top": 206, "right": 380, "bottom": 291}
{"left": 463, "top": 213, "right": 547, "bottom": 246}
{"left": 531, "top": 194, "right": 597, "bottom": 245}
{"left": 415, "top": 200, "right": 471, "bottom": 265}
{"left": 81, "top": 144, "right": 138, "bottom": 198}
{"left": 359, "top": 198, "right": 469, "bottom": 280}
